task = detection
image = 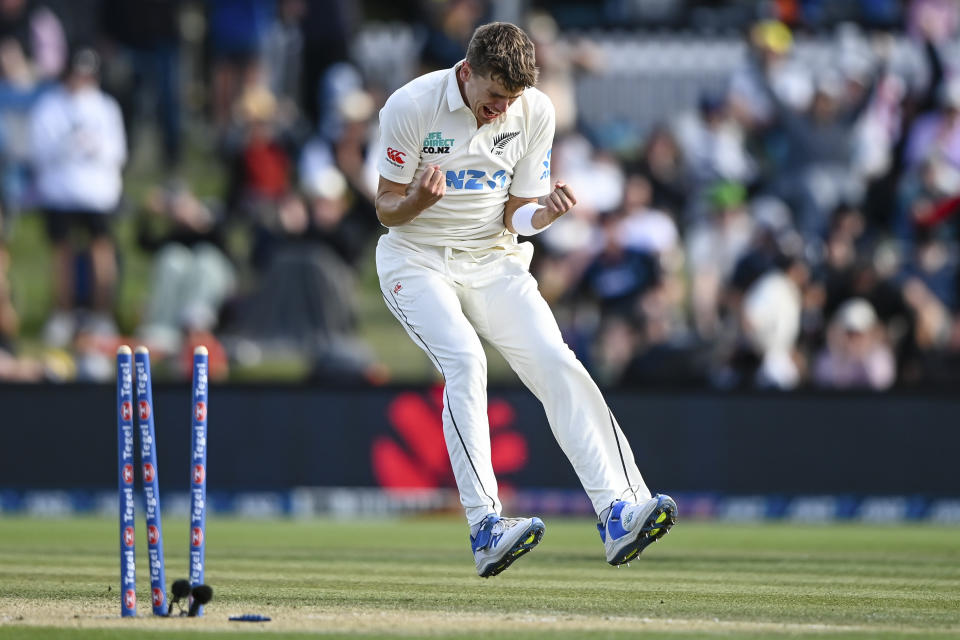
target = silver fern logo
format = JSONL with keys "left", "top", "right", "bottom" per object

{"left": 491, "top": 131, "right": 520, "bottom": 156}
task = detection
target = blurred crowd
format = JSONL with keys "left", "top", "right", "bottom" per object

{"left": 1, "top": 0, "right": 959, "bottom": 391}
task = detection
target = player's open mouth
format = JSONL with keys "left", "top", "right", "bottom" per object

{"left": 481, "top": 105, "right": 499, "bottom": 119}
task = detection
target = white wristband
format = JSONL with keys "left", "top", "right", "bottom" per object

{"left": 511, "top": 202, "right": 548, "bottom": 236}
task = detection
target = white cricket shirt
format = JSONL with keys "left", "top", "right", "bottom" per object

{"left": 377, "top": 61, "right": 555, "bottom": 250}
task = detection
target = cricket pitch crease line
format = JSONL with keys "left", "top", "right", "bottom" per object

{"left": 1, "top": 603, "right": 955, "bottom": 635}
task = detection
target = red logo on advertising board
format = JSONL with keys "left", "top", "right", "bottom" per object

{"left": 194, "top": 401, "right": 206, "bottom": 422}
{"left": 138, "top": 400, "right": 151, "bottom": 421}
{"left": 386, "top": 147, "right": 406, "bottom": 164}
{"left": 372, "top": 386, "right": 527, "bottom": 489}
{"left": 193, "top": 464, "right": 205, "bottom": 484}
{"left": 147, "top": 524, "right": 160, "bottom": 545}
{"left": 124, "top": 589, "right": 136, "bottom": 609}
{"left": 122, "top": 464, "right": 134, "bottom": 484}
{"left": 123, "top": 526, "right": 135, "bottom": 547}
{"left": 143, "top": 463, "right": 155, "bottom": 483}
{"left": 121, "top": 401, "right": 132, "bottom": 421}
{"left": 191, "top": 527, "right": 204, "bottom": 547}
{"left": 152, "top": 587, "right": 164, "bottom": 608}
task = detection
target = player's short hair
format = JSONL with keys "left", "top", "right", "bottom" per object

{"left": 465, "top": 22, "right": 538, "bottom": 92}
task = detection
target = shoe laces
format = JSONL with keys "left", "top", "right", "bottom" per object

{"left": 598, "top": 486, "right": 645, "bottom": 525}
{"left": 495, "top": 516, "right": 526, "bottom": 530}
{"left": 473, "top": 516, "right": 527, "bottom": 551}
{"left": 618, "top": 485, "right": 643, "bottom": 504}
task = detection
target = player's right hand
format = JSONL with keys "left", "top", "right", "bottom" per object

{"left": 407, "top": 165, "right": 445, "bottom": 211}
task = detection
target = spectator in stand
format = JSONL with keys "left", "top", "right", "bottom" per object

{"left": 907, "top": 0, "right": 959, "bottom": 42}
{"left": 686, "top": 181, "right": 754, "bottom": 340}
{"left": 135, "top": 181, "right": 236, "bottom": 356}
{"left": 99, "top": 0, "right": 184, "bottom": 170}
{"left": 740, "top": 255, "right": 806, "bottom": 389}
{"left": 813, "top": 297, "right": 895, "bottom": 389}
{"left": 419, "top": 0, "right": 486, "bottom": 72}
{"left": 207, "top": 0, "right": 273, "bottom": 132}
{"left": 903, "top": 80, "right": 960, "bottom": 175}
{"left": 616, "top": 290, "right": 710, "bottom": 388}
{"left": 618, "top": 172, "right": 686, "bottom": 332}
{"left": 0, "top": 0, "right": 64, "bottom": 215}
{"left": 262, "top": 0, "right": 306, "bottom": 121}
{"left": 0, "top": 35, "right": 49, "bottom": 215}
{"left": 674, "top": 92, "right": 757, "bottom": 222}
{"left": 629, "top": 125, "right": 687, "bottom": 220}
{"left": 298, "top": 0, "right": 355, "bottom": 128}
{"left": 817, "top": 205, "right": 873, "bottom": 316}
{"left": 728, "top": 20, "right": 812, "bottom": 131}
{"left": 528, "top": 10, "right": 600, "bottom": 138}
{"left": 221, "top": 83, "right": 302, "bottom": 270}
{"left": 893, "top": 225, "right": 957, "bottom": 382}
{"left": 299, "top": 84, "right": 381, "bottom": 264}
{"left": 29, "top": 48, "right": 126, "bottom": 347}
{"left": 302, "top": 62, "right": 379, "bottom": 205}
{"left": 620, "top": 174, "right": 680, "bottom": 258}
{"left": 0, "top": 222, "right": 43, "bottom": 381}
{"left": 574, "top": 210, "right": 661, "bottom": 322}
{"left": 0, "top": 0, "right": 66, "bottom": 82}
{"left": 759, "top": 58, "right": 877, "bottom": 239}
{"left": 224, "top": 166, "right": 383, "bottom": 383}
{"left": 862, "top": 14, "right": 946, "bottom": 230}
{"left": 918, "top": 310, "right": 960, "bottom": 386}
{"left": 712, "top": 197, "right": 806, "bottom": 389}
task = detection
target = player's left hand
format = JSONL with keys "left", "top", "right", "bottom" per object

{"left": 540, "top": 181, "right": 577, "bottom": 223}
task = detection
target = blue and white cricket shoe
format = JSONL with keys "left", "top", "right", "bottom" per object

{"left": 470, "top": 514, "right": 545, "bottom": 578}
{"left": 598, "top": 494, "right": 677, "bottom": 566}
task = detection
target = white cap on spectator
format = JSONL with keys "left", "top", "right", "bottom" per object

{"left": 337, "top": 89, "right": 374, "bottom": 123}
{"left": 302, "top": 166, "right": 347, "bottom": 201}
{"left": 836, "top": 298, "right": 877, "bottom": 333}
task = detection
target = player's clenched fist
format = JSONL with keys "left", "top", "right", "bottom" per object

{"left": 408, "top": 165, "right": 446, "bottom": 211}
{"left": 540, "top": 181, "right": 577, "bottom": 223}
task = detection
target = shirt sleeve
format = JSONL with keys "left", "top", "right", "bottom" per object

{"left": 376, "top": 89, "right": 422, "bottom": 185}
{"left": 29, "top": 95, "right": 64, "bottom": 165}
{"left": 101, "top": 96, "right": 127, "bottom": 167}
{"left": 509, "top": 93, "right": 555, "bottom": 198}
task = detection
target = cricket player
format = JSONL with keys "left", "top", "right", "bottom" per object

{"left": 375, "top": 22, "right": 676, "bottom": 577}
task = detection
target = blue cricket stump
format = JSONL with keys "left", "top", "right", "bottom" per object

{"left": 188, "top": 346, "right": 209, "bottom": 616}
{"left": 116, "top": 346, "right": 137, "bottom": 617}
{"left": 134, "top": 346, "right": 168, "bottom": 616}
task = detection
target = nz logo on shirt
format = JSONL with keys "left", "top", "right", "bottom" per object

{"left": 490, "top": 131, "right": 520, "bottom": 156}
{"left": 446, "top": 169, "right": 508, "bottom": 190}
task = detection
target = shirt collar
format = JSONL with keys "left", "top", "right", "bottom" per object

{"left": 446, "top": 61, "right": 468, "bottom": 112}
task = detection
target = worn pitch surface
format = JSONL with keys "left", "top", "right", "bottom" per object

{"left": 0, "top": 516, "right": 957, "bottom": 639}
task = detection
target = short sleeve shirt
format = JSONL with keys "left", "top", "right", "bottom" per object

{"left": 377, "top": 62, "right": 555, "bottom": 250}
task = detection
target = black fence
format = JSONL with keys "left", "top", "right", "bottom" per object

{"left": 1, "top": 383, "right": 956, "bottom": 497}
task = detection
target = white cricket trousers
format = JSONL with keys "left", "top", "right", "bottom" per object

{"left": 376, "top": 233, "right": 650, "bottom": 526}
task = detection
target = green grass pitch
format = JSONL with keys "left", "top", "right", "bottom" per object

{"left": 0, "top": 515, "right": 957, "bottom": 638}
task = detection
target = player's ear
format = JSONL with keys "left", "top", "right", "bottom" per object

{"left": 460, "top": 61, "right": 471, "bottom": 82}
